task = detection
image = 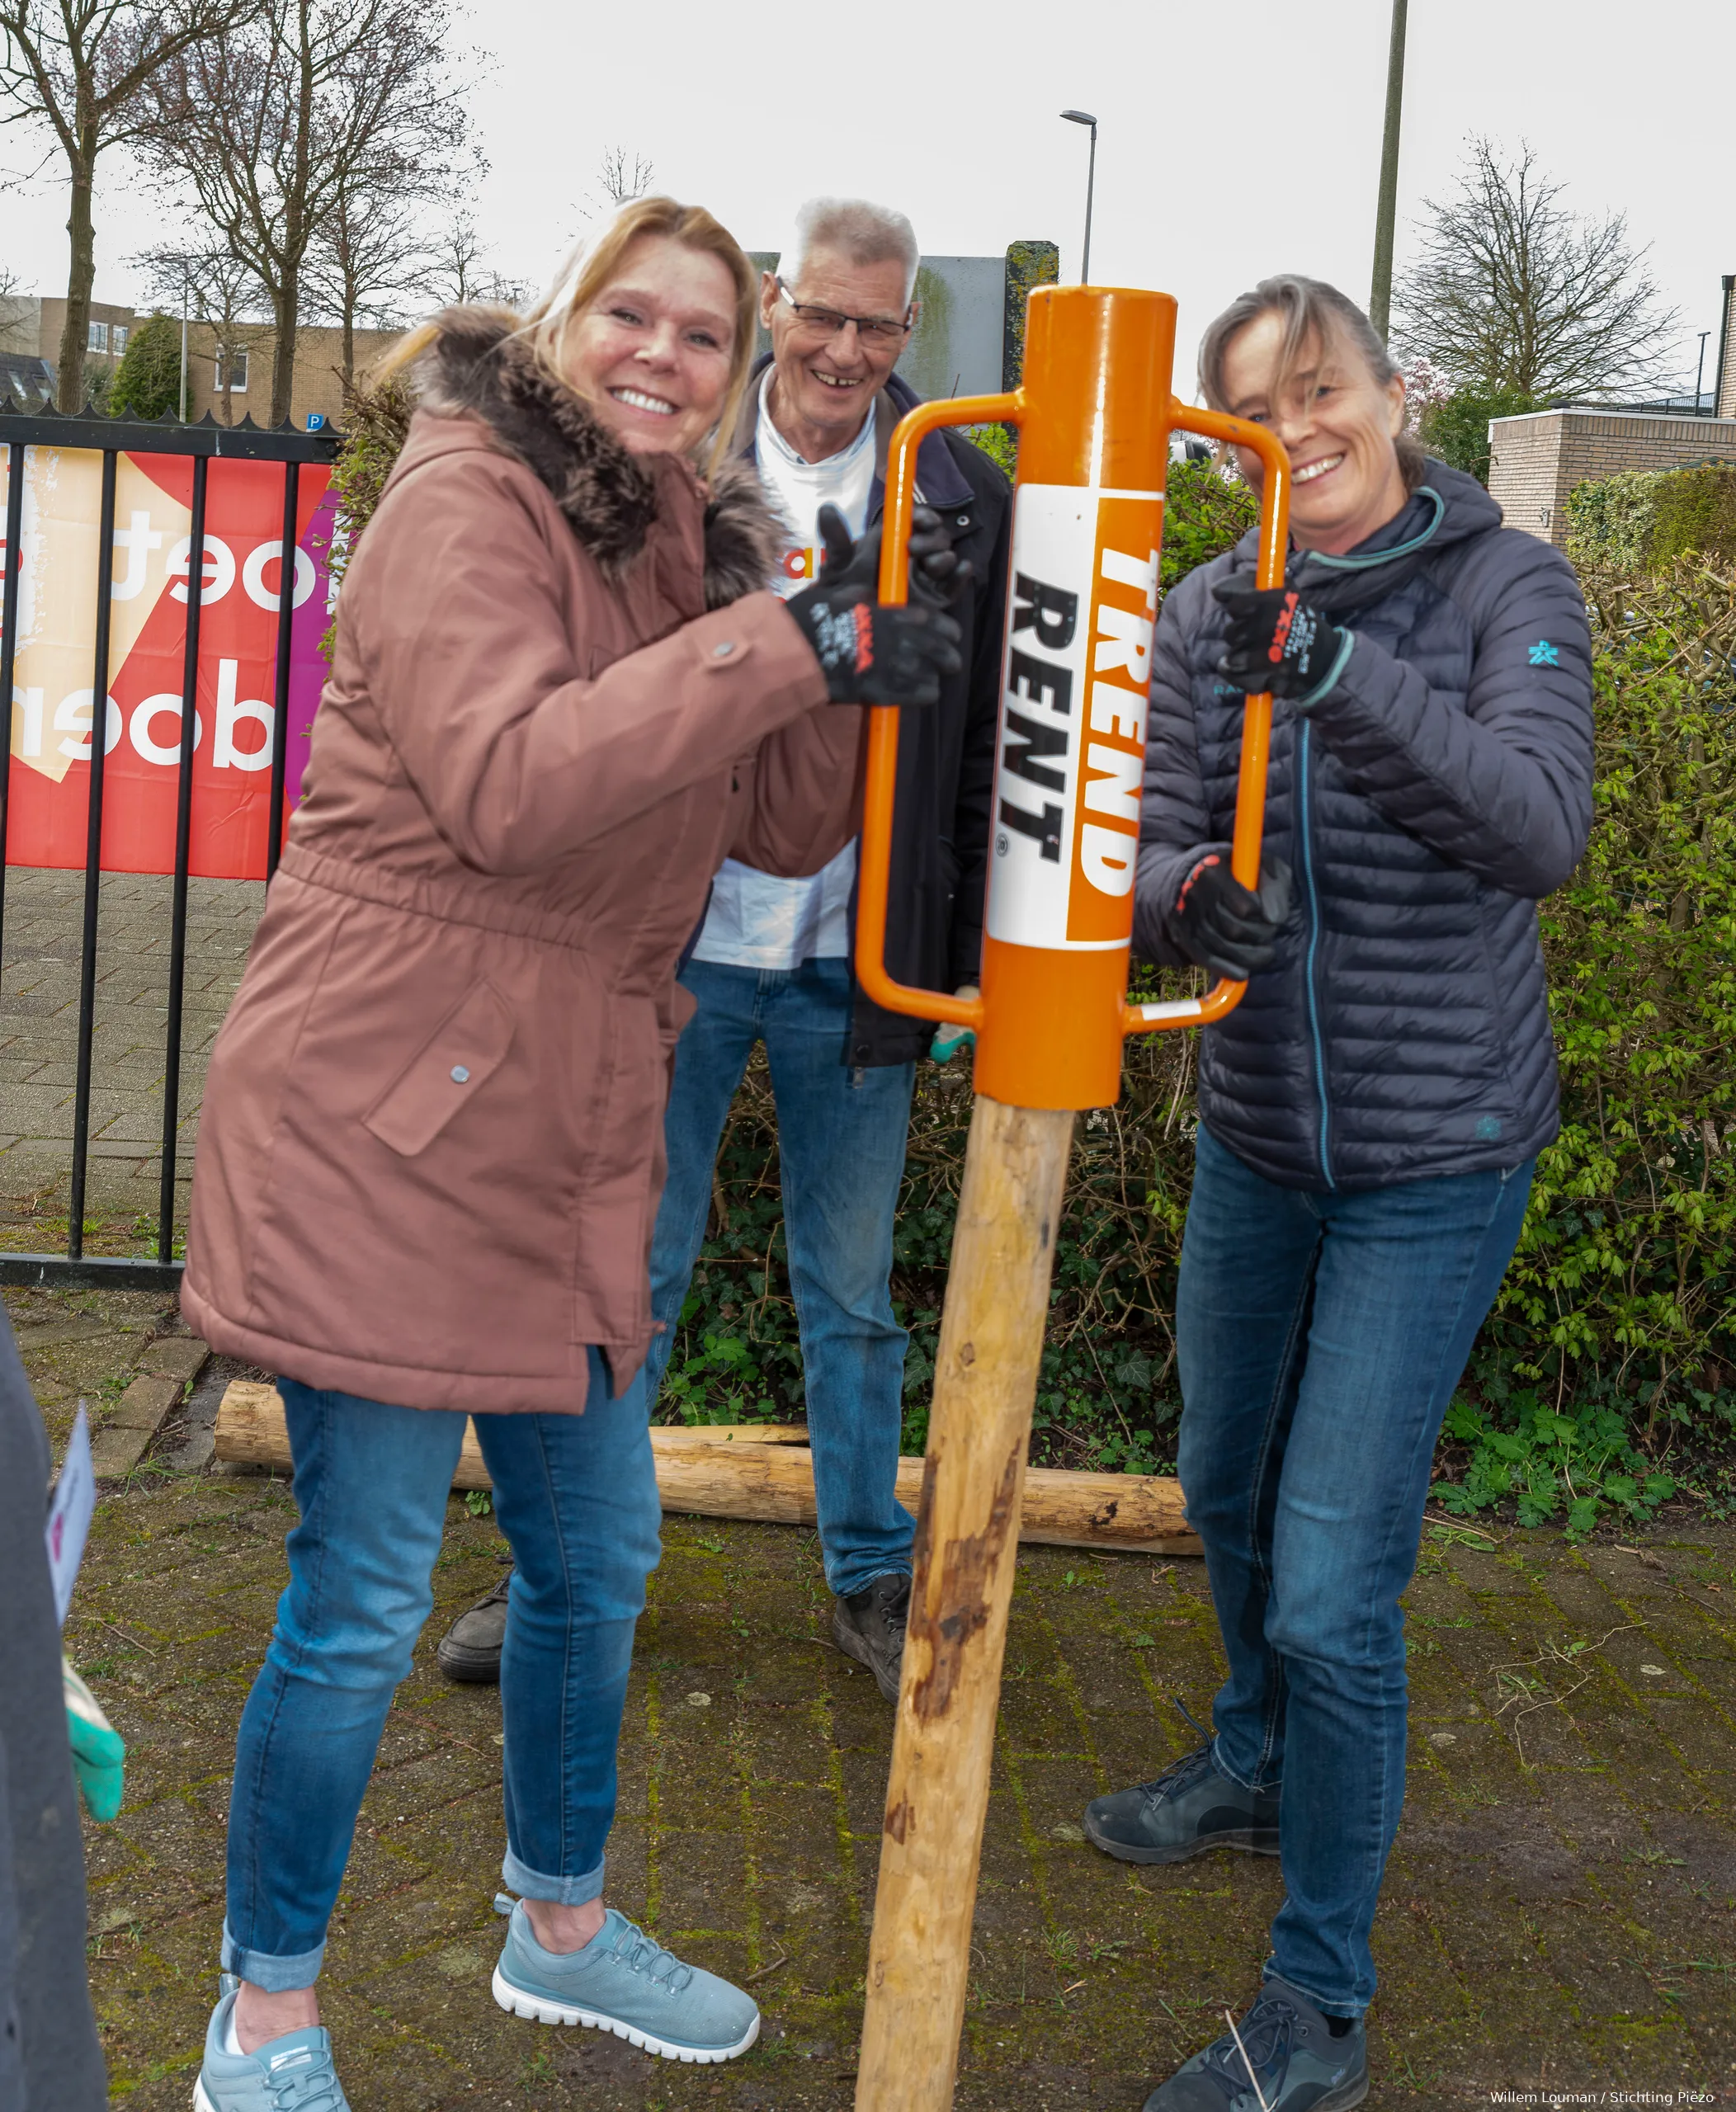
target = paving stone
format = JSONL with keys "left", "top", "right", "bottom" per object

{"left": 106, "top": 1372, "right": 185, "bottom": 1431}
{"left": 0, "top": 1288, "right": 1720, "bottom": 2107}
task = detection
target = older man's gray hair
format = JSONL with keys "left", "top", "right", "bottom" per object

{"left": 781, "top": 199, "right": 920, "bottom": 307}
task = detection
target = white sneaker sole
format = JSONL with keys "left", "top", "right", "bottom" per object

{"left": 193, "top": 2082, "right": 216, "bottom": 2112}
{"left": 489, "top": 1965, "right": 761, "bottom": 2063}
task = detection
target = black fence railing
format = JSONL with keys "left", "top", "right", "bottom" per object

{"left": 0, "top": 403, "right": 341, "bottom": 1290}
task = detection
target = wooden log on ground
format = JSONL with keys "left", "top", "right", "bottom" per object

{"left": 212, "top": 1380, "right": 1198, "bottom": 1556}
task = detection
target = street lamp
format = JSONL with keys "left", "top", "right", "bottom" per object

{"left": 1060, "top": 110, "right": 1098, "bottom": 284}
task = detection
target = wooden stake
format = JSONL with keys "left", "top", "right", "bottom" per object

{"left": 212, "top": 1380, "right": 1197, "bottom": 1555}
{"left": 856, "top": 1096, "right": 1075, "bottom": 2112}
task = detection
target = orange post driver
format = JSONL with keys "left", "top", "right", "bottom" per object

{"left": 858, "top": 282, "right": 1291, "bottom": 1109}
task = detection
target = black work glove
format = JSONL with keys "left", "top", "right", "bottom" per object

{"left": 785, "top": 504, "right": 964, "bottom": 706}
{"left": 1164, "top": 851, "right": 1293, "bottom": 979}
{"left": 1213, "top": 579, "right": 1352, "bottom": 704}
{"left": 907, "top": 504, "right": 975, "bottom": 607}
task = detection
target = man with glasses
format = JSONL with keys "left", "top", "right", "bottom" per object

{"left": 436, "top": 197, "right": 1011, "bottom": 1701}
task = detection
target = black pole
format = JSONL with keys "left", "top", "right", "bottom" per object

{"left": 1082, "top": 123, "right": 1097, "bottom": 285}
{"left": 1694, "top": 331, "right": 1710, "bottom": 412}
{"left": 266, "top": 460, "right": 299, "bottom": 879}
{"left": 158, "top": 454, "right": 208, "bottom": 1261}
{"left": 68, "top": 450, "right": 119, "bottom": 1261}
{"left": 1369, "top": 0, "right": 1408, "bottom": 342}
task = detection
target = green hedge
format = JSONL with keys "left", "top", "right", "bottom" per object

{"left": 662, "top": 549, "right": 1736, "bottom": 1533}
{"left": 1567, "top": 464, "right": 1736, "bottom": 573}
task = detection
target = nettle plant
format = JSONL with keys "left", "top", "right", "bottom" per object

{"left": 1435, "top": 560, "right": 1736, "bottom": 1530}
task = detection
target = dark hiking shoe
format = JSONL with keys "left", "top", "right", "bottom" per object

{"left": 437, "top": 1570, "right": 512, "bottom": 1684}
{"left": 831, "top": 1572, "right": 910, "bottom": 1702}
{"left": 1143, "top": 1974, "right": 1367, "bottom": 2110}
{"left": 1084, "top": 1737, "right": 1280, "bottom": 1865}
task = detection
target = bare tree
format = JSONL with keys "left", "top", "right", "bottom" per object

{"left": 570, "top": 144, "right": 653, "bottom": 231}
{"left": 416, "top": 212, "right": 531, "bottom": 311}
{"left": 145, "top": 0, "right": 469, "bottom": 425}
{"left": 1393, "top": 138, "right": 1681, "bottom": 403}
{"left": 0, "top": 0, "right": 261, "bottom": 409}
{"left": 304, "top": 184, "right": 422, "bottom": 389}
{"left": 135, "top": 236, "right": 272, "bottom": 422}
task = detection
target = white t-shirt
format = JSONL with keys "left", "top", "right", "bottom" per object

{"left": 689, "top": 370, "right": 875, "bottom": 971}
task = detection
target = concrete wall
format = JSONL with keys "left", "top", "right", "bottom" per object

{"left": 1488, "top": 408, "right": 1736, "bottom": 544}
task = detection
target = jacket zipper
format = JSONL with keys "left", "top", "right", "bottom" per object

{"left": 1296, "top": 723, "right": 1335, "bottom": 1189}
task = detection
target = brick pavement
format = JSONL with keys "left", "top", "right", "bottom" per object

{"left": 0, "top": 866, "right": 264, "bottom": 1244}
{"left": 16, "top": 1289, "right": 1736, "bottom": 2111}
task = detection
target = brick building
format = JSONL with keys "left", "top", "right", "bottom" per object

{"left": 1488, "top": 271, "right": 1736, "bottom": 545}
{"left": 0, "top": 293, "right": 408, "bottom": 427}
{"left": 1488, "top": 407, "right": 1736, "bottom": 544}
{"left": 0, "top": 295, "right": 142, "bottom": 406}
{"left": 179, "top": 321, "right": 404, "bottom": 428}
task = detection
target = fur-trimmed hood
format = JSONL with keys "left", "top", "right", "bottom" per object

{"left": 414, "top": 305, "right": 781, "bottom": 609}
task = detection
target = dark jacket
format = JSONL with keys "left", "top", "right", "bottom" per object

{"left": 1135, "top": 460, "right": 1594, "bottom": 1190}
{"left": 738, "top": 359, "right": 1012, "bottom": 1064}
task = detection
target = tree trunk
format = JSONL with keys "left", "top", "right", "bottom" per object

{"left": 342, "top": 304, "right": 355, "bottom": 394}
{"left": 270, "top": 275, "right": 299, "bottom": 427}
{"left": 57, "top": 156, "right": 98, "bottom": 414}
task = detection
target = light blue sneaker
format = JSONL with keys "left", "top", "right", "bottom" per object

{"left": 491, "top": 1896, "right": 760, "bottom": 2062}
{"left": 193, "top": 1980, "right": 351, "bottom": 2111}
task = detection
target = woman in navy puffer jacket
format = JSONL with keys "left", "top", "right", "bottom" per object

{"left": 1085, "top": 277, "right": 1594, "bottom": 2112}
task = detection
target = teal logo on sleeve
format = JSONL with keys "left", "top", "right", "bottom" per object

{"left": 1528, "top": 640, "right": 1561, "bottom": 667}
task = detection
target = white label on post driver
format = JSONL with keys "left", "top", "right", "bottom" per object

{"left": 986, "top": 483, "right": 1163, "bottom": 951}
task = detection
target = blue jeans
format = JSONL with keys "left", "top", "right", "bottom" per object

{"left": 223, "top": 1352, "right": 661, "bottom": 1992}
{"left": 1175, "top": 1125, "right": 1534, "bottom": 2016}
{"left": 642, "top": 956, "right": 916, "bottom": 1598}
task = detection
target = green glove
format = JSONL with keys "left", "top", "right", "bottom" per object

{"left": 64, "top": 1657, "right": 125, "bottom": 1822}
{"left": 929, "top": 986, "right": 979, "bottom": 1064}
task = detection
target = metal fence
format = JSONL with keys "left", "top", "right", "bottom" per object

{"left": 0, "top": 403, "right": 339, "bottom": 1291}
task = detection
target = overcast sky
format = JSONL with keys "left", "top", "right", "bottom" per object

{"left": 3, "top": 0, "right": 1728, "bottom": 397}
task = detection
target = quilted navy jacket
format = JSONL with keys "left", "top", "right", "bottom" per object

{"left": 1135, "top": 461, "right": 1594, "bottom": 1191}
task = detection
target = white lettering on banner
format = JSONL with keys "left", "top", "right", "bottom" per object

{"left": 987, "top": 485, "right": 1163, "bottom": 952}
{"left": 54, "top": 691, "right": 124, "bottom": 761}
{"left": 1087, "top": 680, "right": 1144, "bottom": 742}
{"left": 12, "top": 688, "right": 45, "bottom": 758}
{"left": 215, "top": 659, "right": 273, "bottom": 771}
{"left": 241, "top": 540, "right": 316, "bottom": 613}
{"left": 987, "top": 487, "right": 1092, "bottom": 950}
{"left": 1080, "top": 824, "right": 1136, "bottom": 896}
{"left": 1098, "top": 546, "right": 1158, "bottom": 610}
{"left": 166, "top": 535, "right": 236, "bottom": 606}
{"left": 1083, "top": 742, "right": 1142, "bottom": 823}
{"left": 130, "top": 694, "right": 204, "bottom": 766}
{"left": 110, "top": 512, "right": 165, "bottom": 602}
{"left": 1092, "top": 603, "right": 1153, "bottom": 685}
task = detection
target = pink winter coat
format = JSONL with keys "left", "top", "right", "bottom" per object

{"left": 182, "top": 309, "right": 857, "bottom": 1411}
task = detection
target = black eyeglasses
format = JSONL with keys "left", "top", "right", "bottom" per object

{"left": 775, "top": 278, "right": 914, "bottom": 347}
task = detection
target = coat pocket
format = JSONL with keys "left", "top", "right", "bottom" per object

{"left": 362, "top": 980, "right": 516, "bottom": 1158}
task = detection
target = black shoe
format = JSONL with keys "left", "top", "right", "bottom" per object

{"left": 831, "top": 1572, "right": 909, "bottom": 1702}
{"left": 1084, "top": 1715, "right": 1280, "bottom": 1865}
{"left": 436, "top": 1570, "right": 512, "bottom": 1684}
{"left": 1143, "top": 1974, "right": 1367, "bottom": 2110}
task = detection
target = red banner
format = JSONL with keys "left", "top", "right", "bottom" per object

{"left": 1, "top": 447, "right": 335, "bottom": 879}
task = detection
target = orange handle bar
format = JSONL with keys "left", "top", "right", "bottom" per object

{"left": 854, "top": 386, "right": 1290, "bottom": 1049}
{"left": 855, "top": 392, "right": 1021, "bottom": 1035}
{"left": 1121, "top": 401, "right": 1290, "bottom": 1035}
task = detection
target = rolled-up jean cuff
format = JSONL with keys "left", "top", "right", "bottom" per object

{"left": 220, "top": 1919, "right": 325, "bottom": 1992}
{"left": 501, "top": 1847, "right": 606, "bottom": 1907}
